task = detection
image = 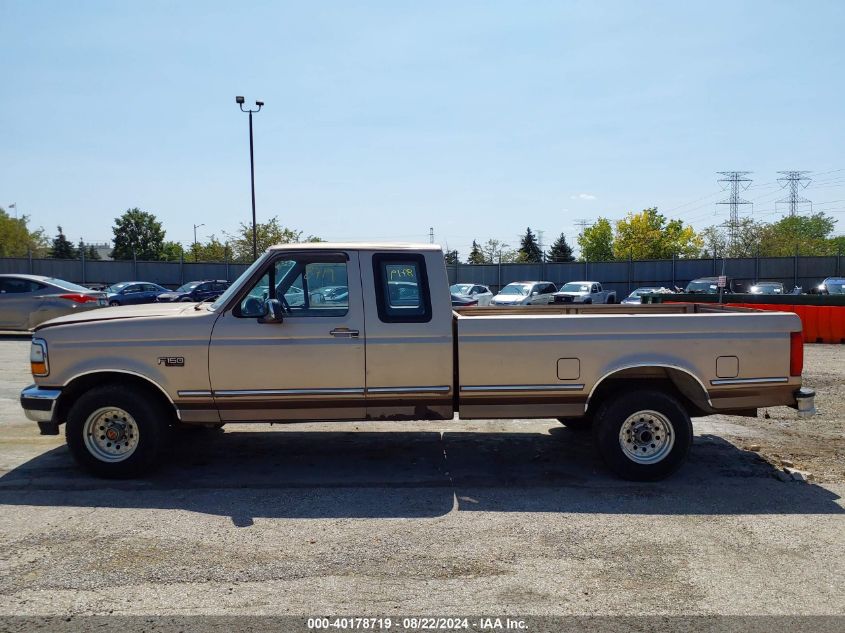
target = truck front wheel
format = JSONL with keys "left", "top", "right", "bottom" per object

{"left": 592, "top": 390, "right": 692, "bottom": 481}
{"left": 66, "top": 385, "right": 169, "bottom": 478}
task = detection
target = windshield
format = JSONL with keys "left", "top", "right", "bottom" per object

{"left": 46, "top": 278, "right": 93, "bottom": 292}
{"left": 500, "top": 283, "right": 529, "bottom": 296}
{"left": 450, "top": 284, "right": 472, "bottom": 295}
{"left": 751, "top": 283, "right": 783, "bottom": 294}
{"left": 106, "top": 282, "right": 131, "bottom": 292}
{"left": 210, "top": 256, "right": 268, "bottom": 311}
{"left": 824, "top": 280, "right": 845, "bottom": 294}
{"left": 176, "top": 282, "right": 201, "bottom": 292}
{"left": 686, "top": 280, "right": 718, "bottom": 293}
{"left": 561, "top": 283, "right": 590, "bottom": 293}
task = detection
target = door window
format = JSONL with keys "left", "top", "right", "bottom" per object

{"left": 238, "top": 256, "right": 349, "bottom": 318}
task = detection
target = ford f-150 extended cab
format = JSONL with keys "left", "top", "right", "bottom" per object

{"left": 20, "top": 243, "right": 815, "bottom": 481}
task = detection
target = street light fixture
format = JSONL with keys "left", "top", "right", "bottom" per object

{"left": 235, "top": 96, "right": 264, "bottom": 261}
{"left": 193, "top": 223, "right": 205, "bottom": 262}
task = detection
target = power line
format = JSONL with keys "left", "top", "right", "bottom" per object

{"left": 776, "top": 170, "right": 812, "bottom": 216}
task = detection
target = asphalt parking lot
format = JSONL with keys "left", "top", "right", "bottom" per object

{"left": 0, "top": 336, "right": 843, "bottom": 617}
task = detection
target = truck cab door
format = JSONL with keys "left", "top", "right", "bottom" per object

{"left": 361, "top": 251, "right": 454, "bottom": 420}
{"left": 207, "top": 251, "right": 366, "bottom": 421}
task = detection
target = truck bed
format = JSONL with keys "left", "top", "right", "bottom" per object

{"left": 454, "top": 303, "right": 802, "bottom": 419}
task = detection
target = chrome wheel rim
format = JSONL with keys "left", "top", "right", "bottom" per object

{"left": 618, "top": 410, "right": 675, "bottom": 464}
{"left": 82, "top": 407, "right": 139, "bottom": 462}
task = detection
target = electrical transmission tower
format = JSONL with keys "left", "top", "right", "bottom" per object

{"left": 776, "top": 171, "right": 812, "bottom": 216}
{"left": 574, "top": 219, "right": 592, "bottom": 234}
{"left": 716, "top": 171, "right": 753, "bottom": 252}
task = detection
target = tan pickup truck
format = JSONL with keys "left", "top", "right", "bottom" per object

{"left": 20, "top": 243, "right": 815, "bottom": 480}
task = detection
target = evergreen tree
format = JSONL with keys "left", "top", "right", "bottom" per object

{"left": 86, "top": 245, "right": 101, "bottom": 260}
{"left": 444, "top": 249, "right": 460, "bottom": 265}
{"left": 547, "top": 232, "right": 575, "bottom": 262}
{"left": 50, "top": 226, "right": 77, "bottom": 259}
{"left": 517, "top": 227, "right": 542, "bottom": 263}
{"left": 467, "top": 240, "right": 486, "bottom": 264}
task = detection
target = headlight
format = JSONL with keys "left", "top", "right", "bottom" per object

{"left": 31, "top": 338, "right": 49, "bottom": 377}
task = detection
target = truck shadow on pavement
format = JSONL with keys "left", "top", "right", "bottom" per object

{"left": 0, "top": 426, "right": 841, "bottom": 524}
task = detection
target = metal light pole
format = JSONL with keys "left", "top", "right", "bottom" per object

{"left": 235, "top": 96, "right": 264, "bottom": 261}
{"left": 193, "top": 223, "right": 205, "bottom": 262}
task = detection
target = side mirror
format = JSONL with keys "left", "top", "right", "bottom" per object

{"left": 258, "top": 299, "right": 284, "bottom": 324}
{"left": 532, "top": 290, "right": 539, "bottom": 296}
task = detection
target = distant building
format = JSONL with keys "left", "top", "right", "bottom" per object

{"left": 84, "top": 242, "right": 113, "bottom": 261}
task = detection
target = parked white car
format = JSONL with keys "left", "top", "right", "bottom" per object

{"left": 553, "top": 281, "right": 616, "bottom": 304}
{"left": 450, "top": 283, "right": 494, "bottom": 306}
{"left": 490, "top": 281, "right": 557, "bottom": 306}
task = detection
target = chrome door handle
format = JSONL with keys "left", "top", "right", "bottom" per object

{"left": 330, "top": 328, "right": 359, "bottom": 338}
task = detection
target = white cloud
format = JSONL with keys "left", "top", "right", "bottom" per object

{"left": 570, "top": 193, "right": 596, "bottom": 201}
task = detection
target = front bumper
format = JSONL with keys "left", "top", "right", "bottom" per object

{"left": 792, "top": 387, "right": 816, "bottom": 418}
{"left": 20, "top": 384, "right": 62, "bottom": 428}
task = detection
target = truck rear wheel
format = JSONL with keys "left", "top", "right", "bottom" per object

{"left": 592, "top": 390, "right": 692, "bottom": 481}
{"left": 66, "top": 384, "right": 169, "bottom": 478}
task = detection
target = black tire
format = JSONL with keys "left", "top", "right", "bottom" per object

{"left": 65, "top": 384, "right": 171, "bottom": 478}
{"left": 592, "top": 390, "right": 692, "bottom": 481}
{"left": 108, "top": 300, "right": 120, "bottom": 307}
{"left": 557, "top": 416, "right": 592, "bottom": 431}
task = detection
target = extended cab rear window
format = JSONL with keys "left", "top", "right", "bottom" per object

{"left": 372, "top": 253, "right": 432, "bottom": 323}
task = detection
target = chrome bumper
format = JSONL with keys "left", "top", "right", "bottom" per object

{"left": 793, "top": 387, "right": 816, "bottom": 419}
{"left": 20, "top": 384, "right": 61, "bottom": 424}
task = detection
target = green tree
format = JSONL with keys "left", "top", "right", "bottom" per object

{"left": 547, "top": 232, "right": 575, "bottom": 262}
{"left": 111, "top": 208, "right": 166, "bottom": 260}
{"left": 50, "top": 226, "right": 77, "bottom": 259}
{"left": 190, "top": 235, "right": 231, "bottom": 262}
{"left": 577, "top": 218, "right": 614, "bottom": 261}
{"left": 481, "top": 238, "right": 518, "bottom": 264}
{"left": 517, "top": 227, "right": 542, "bottom": 263}
{"left": 699, "top": 218, "right": 766, "bottom": 258}
{"left": 467, "top": 240, "right": 485, "bottom": 264}
{"left": 0, "top": 208, "right": 49, "bottom": 257}
{"left": 159, "top": 241, "right": 184, "bottom": 262}
{"left": 225, "top": 216, "right": 321, "bottom": 262}
{"left": 444, "top": 249, "right": 459, "bottom": 265}
{"left": 86, "top": 245, "right": 101, "bottom": 260}
{"left": 613, "top": 208, "right": 701, "bottom": 259}
{"left": 758, "top": 212, "right": 837, "bottom": 256}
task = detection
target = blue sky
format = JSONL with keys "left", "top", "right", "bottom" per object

{"left": 1, "top": 0, "right": 844, "bottom": 256}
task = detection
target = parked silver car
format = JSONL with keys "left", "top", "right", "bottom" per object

{"left": 450, "top": 283, "right": 494, "bottom": 306}
{"left": 0, "top": 274, "right": 107, "bottom": 330}
{"left": 621, "top": 286, "right": 674, "bottom": 304}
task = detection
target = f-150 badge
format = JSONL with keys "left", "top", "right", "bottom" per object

{"left": 157, "top": 356, "right": 185, "bottom": 367}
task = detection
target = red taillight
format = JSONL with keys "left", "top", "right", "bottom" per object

{"left": 790, "top": 331, "right": 804, "bottom": 377}
{"left": 59, "top": 294, "right": 98, "bottom": 304}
